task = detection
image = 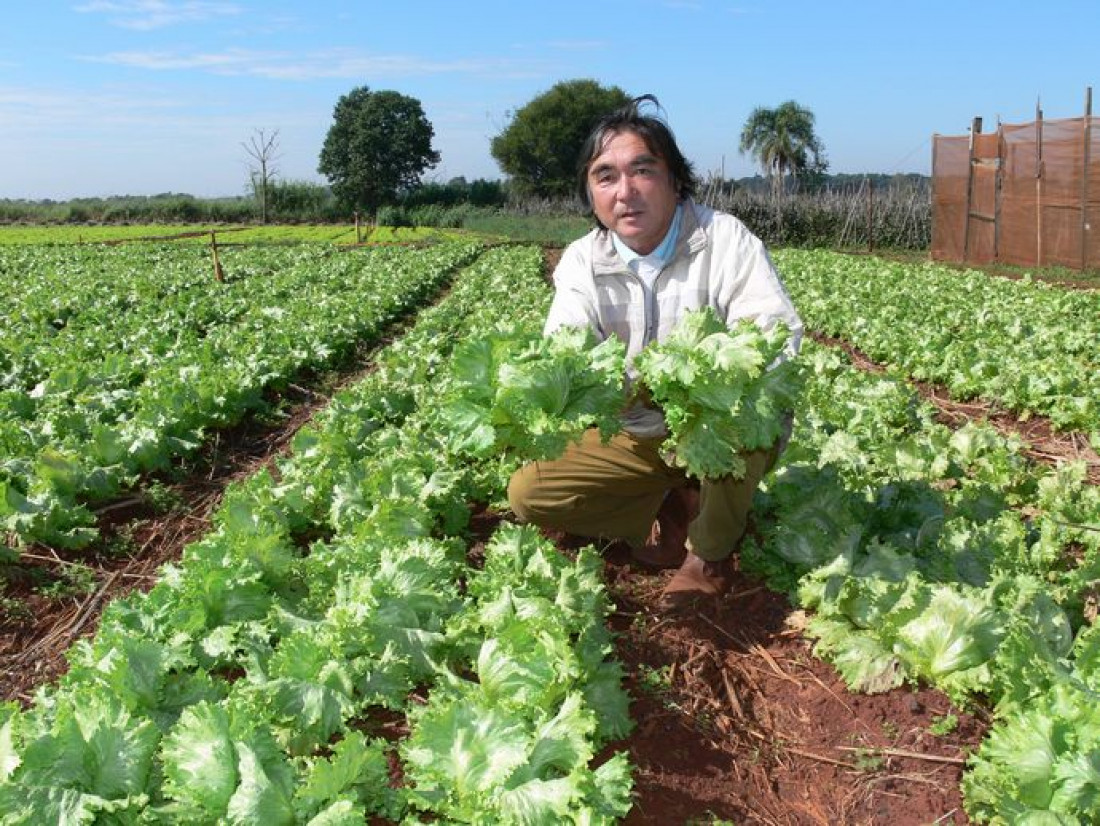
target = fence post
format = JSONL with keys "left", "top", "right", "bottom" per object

{"left": 1036, "top": 101, "right": 1044, "bottom": 268}
{"left": 210, "top": 231, "right": 225, "bottom": 283}
{"left": 993, "top": 120, "right": 1003, "bottom": 262}
{"left": 1082, "top": 87, "right": 1093, "bottom": 270}
{"left": 963, "top": 116, "right": 982, "bottom": 262}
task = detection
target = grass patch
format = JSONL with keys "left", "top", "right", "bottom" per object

{"left": 458, "top": 211, "right": 594, "bottom": 246}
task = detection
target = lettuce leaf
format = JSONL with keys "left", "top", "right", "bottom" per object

{"left": 634, "top": 308, "right": 802, "bottom": 479}
{"left": 436, "top": 324, "right": 626, "bottom": 463}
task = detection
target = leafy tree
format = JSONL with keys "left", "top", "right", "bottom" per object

{"left": 739, "top": 101, "right": 827, "bottom": 198}
{"left": 318, "top": 87, "right": 441, "bottom": 215}
{"left": 400, "top": 178, "right": 506, "bottom": 209}
{"left": 490, "top": 79, "right": 631, "bottom": 198}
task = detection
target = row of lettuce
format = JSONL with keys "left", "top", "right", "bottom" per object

{"left": 0, "top": 225, "right": 454, "bottom": 246}
{"left": 766, "top": 252, "right": 1100, "bottom": 821}
{"left": 0, "top": 244, "right": 638, "bottom": 823}
{"left": 774, "top": 249, "right": 1100, "bottom": 436}
{"left": 751, "top": 338, "right": 1099, "bottom": 822}
{"left": 0, "top": 241, "right": 482, "bottom": 551}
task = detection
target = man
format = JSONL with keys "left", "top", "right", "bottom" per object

{"left": 507, "top": 96, "right": 802, "bottom": 610}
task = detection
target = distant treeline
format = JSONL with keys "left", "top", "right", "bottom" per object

{"left": 0, "top": 177, "right": 509, "bottom": 225}
{"left": 1, "top": 173, "right": 931, "bottom": 251}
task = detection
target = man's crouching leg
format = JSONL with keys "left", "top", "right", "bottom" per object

{"left": 506, "top": 429, "right": 680, "bottom": 549}
{"left": 659, "top": 441, "right": 782, "bottom": 611}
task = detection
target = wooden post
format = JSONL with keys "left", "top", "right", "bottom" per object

{"left": 1082, "top": 86, "right": 1093, "bottom": 270}
{"left": 1036, "top": 101, "right": 1044, "bottom": 268}
{"left": 354, "top": 210, "right": 362, "bottom": 244}
{"left": 210, "top": 231, "right": 225, "bottom": 283}
{"left": 963, "top": 116, "right": 982, "bottom": 262}
{"left": 866, "top": 175, "right": 874, "bottom": 253}
{"left": 930, "top": 135, "right": 939, "bottom": 261}
{"left": 993, "top": 117, "right": 1004, "bottom": 262}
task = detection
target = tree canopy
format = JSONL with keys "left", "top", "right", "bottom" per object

{"left": 739, "top": 101, "right": 827, "bottom": 197}
{"left": 318, "top": 87, "right": 440, "bottom": 214}
{"left": 490, "top": 79, "right": 632, "bottom": 199}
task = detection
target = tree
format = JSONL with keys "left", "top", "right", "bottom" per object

{"left": 738, "top": 101, "right": 827, "bottom": 199}
{"left": 318, "top": 87, "right": 440, "bottom": 215}
{"left": 490, "top": 79, "right": 631, "bottom": 198}
{"left": 242, "top": 128, "right": 280, "bottom": 224}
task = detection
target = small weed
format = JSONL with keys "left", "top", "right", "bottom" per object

{"left": 687, "top": 815, "right": 736, "bottom": 826}
{"left": 637, "top": 663, "right": 672, "bottom": 695}
{"left": 0, "top": 595, "right": 33, "bottom": 625}
{"left": 143, "top": 481, "right": 184, "bottom": 514}
{"left": 102, "top": 523, "right": 142, "bottom": 558}
{"left": 930, "top": 713, "right": 959, "bottom": 736}
{"left": 881, "top": 719, "right": 900, "bottom": 740}
{"left": 36, "top": 563, "right": 97, "bottom": 599}
{"left": 852, "top": 747, "right": 885, "bottom": 772}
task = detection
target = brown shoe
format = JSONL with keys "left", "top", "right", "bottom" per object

{"left": 631, "top": 486, "right": 699, "bottom": 569}
{"left": 659, "top": 552, "right": 734, "bottom": 611}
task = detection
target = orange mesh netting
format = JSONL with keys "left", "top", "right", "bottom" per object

{"left": 932, "top": 111, "right": 1098, "bottom": 270}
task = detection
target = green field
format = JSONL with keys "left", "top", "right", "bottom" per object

{"left": 1, "top": 235, "right": 1098, "bottom": 823}
{"left": 0, "top": 223, "right": 462, "bottom": 246}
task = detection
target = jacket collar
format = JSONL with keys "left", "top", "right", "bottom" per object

{"left": 591, "top": 198, "right": 707, "bottom": 277}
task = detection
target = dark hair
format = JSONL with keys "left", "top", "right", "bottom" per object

{"left": 576, "top": 94, "right": 698, "bottom": 212}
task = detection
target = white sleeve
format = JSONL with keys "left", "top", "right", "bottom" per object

{"left": 542, "top": 243, "right": 603, "bottom": 338}
{"left": 714, "top": 225, "right": 803, "bottom": 360}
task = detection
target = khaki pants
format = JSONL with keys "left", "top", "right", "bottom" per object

{"left": 507, "top": 428, "right": 780, "bottom": 562}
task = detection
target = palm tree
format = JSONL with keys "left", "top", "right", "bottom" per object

{"left": 739, "top": 101, "right": 826, "bottom": 199}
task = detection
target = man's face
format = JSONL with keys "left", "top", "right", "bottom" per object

{"left": 586, "top": 130, "right": 679, "bottom": 256}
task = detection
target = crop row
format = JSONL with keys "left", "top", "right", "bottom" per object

{"left": 0, "top": 244, "right": 635, "bottom": 823}
{"left": 753, "top": 338, "right": 1100, "bottom": 822}
{"left": 0, "top": 225, "right": 455, "bottom": 246}
{"left": 774, "top": 249, "right": 1100, "bottom": 434}
{"left": 0, "top": 241, "right": 482, "bottom": 549}
{"left": 0, "top": 225, "right": 228, "bottom": 245}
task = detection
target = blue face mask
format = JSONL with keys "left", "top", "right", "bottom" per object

{"left": 613, "top": 201, "right": 682, "bottom": 268}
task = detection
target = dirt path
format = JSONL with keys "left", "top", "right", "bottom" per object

{"left": 529, "top": 525, "right": 980, "bottom": 825}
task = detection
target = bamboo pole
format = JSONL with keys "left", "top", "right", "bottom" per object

{"left": 963, "top": 117, "right": 982, "bottom": 262}
{"left": 866, "top": 175, "right": 874, "bottom": 253}
{"left": 1082, "top": 87, "right": 1093, "bottom": 270}
{"left": 1036, "top": 101, "right": 1044, "bottom": 268}
{"left": 930, "top": 135, "right": 939, "bottom": 259}
{"left": 994, "top": 118, "right": 1004, "bottom": 262}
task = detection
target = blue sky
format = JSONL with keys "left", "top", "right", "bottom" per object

{"left": 3, "top": 1, "right": 1096, "bottom": 199}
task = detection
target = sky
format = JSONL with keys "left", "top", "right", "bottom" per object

{"left": 2, "top": 1, "right": 1097, "bottom": 200}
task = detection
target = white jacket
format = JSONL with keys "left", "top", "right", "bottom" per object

{"left": 545, "top": 199, "right": 803, "bottom": 437}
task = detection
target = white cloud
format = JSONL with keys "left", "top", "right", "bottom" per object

{"left": 546, "top": 40, "right": 608, "bottom": 51}
{"left": 0, "top": 86, "right": 189, "bottom": 130}
{"left": 73, "top": 0, "right": 243, "bottom": 30}
{"left": 79, "top": 47, "right": 551, "bottom": 81}
{"left": 0, "top": 82, "right": 333, "bottom": 198}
